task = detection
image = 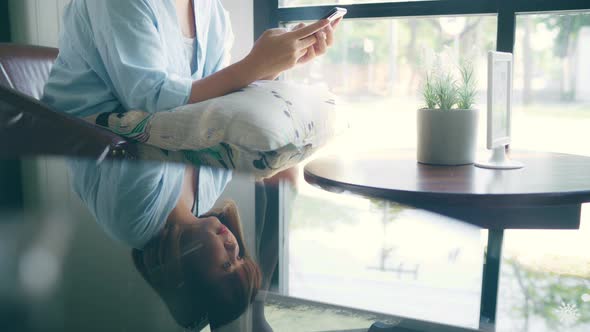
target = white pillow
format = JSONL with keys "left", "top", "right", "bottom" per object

{"left": 87, "top": 80, "right": 340, "bottom": 178}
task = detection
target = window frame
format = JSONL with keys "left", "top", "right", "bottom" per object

{"left": 255, "top": 0, "right": 590, "bottom": 53}
{"left": 253, "top": 0, "right": 590, "bottom": 327}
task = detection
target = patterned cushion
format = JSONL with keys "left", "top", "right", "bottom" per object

{"left": 86, "top": 80, "right": 340, "bottom": 178}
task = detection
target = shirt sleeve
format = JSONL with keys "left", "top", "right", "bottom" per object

{"left": 209, "top": 1, "right": 235, "bottom": 72}
{"left": 68, "top": 158, "right": 185, "bottom": 249}
{"left": 220, "top": 7, "right": 235, "bottom": 69}
{"left": 85, "top": 0, "right": 193, "bottom": 113}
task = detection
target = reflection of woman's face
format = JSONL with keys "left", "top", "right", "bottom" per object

{"left": 184, "top": 217, "right": 244, "bottom": 281}
{"left": 133, "top": 201, "right": 261, "bottom": 329}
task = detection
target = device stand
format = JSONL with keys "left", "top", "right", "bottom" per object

{"left": 475, "top": 146, "right": 524, "bottom": 170}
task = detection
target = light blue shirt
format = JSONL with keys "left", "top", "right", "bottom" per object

{"left": 42, "top": 0, "right": 234, "bottom": 249}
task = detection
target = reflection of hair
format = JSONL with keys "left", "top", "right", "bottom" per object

{"left": 189, "top": 255, "right": 260, "bottom": 328}
{"left": 131, "top": 201, "right": 261, "bottom": 330}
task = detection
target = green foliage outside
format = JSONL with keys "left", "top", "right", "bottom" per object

{"left": 505, "top": 258, "right": 590, "bottom": 331}
{"left": 535, "top": 14, "right": 590, "bottom": 101}
{"left": 323, "top": 17, "right": 496, "bottom": 66}
{"left": 281, "top": 6, "right": 589, "bottom": 105}
{"left": 539, "top": 15, "right": 590, "bottom": 58}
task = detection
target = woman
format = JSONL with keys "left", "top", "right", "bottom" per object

{"left": 42, "top": 0, "right": 339, "bottom": 329}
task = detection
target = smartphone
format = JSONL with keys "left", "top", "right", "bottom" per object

{"left": 322, "top": 7, "right": 347, "bottom": 22}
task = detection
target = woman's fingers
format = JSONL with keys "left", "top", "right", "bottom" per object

{"left": 314, "top": 30, "right": 328, "bottom": 56}
{"left": 296, "top": 23, "right": 332, "bottom": 63}
{"left": 291, "top": 22, "right": 306, "bottom": 31}
{"left": 291, "top": 22, "right": 312, "bottom": 56}
{"left": 264, "top": 27, "right": 288, "bottom": 37}
{"left": 299, "top": 43, "right": 317, "bottom": 64}
{"left": 325, "top": 23, "right": 335, "bottom": 47}
{"left": 307, "top": 44, "right": 317, "bottom": 60}
{"left": 296, "top": 34, "right": 318, "bottom": 50}
{"left": 287, "top": 19, "right": 330, "bottom": 40}
{"left": 252, "top": 18, "right": 335, "bottom": 76}
{"left": 331, "top": 17, "right": 343, "bottom": 29}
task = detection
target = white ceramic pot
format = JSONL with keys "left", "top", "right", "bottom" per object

{"left": 417, "top": 108, "right": 479, "bottom": 165}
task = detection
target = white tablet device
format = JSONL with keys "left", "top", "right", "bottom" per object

{"left": 488, "top": 51, "right": 512, "bottom": 149}
{"left": 475, "top": 51, "right": 523, "bottom": 170}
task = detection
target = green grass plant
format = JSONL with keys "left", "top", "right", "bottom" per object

{"left": 457, "top": 61, "right": 477, "bottom": 110}
{"left": 422, "top": 74, "right": 437, "bottom": 109}
{"left": 434, "top": 72, "right": 459, "bottom": 110}
{"left": 422, "top": 60, "right": 477, "bottom": 110}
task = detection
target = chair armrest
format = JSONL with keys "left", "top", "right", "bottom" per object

{"left": 0, "top": 85, "right": 134, "bottom": 161}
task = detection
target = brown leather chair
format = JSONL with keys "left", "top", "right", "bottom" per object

{"left": 0, "top": 43, "right": 131, "bottom": 161}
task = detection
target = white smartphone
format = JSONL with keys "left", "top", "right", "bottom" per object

{"left": 321, "top": 7, "right": 347, "bottom": 22}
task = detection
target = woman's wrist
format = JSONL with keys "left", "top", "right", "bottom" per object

{"left": 238, "top": 54, "right": 272, "bottom": 82}
{"left": 227, "top": 58, "right": 259, "bottom": 87}
{"left": 186, "top": 53, "right": 280, "bottom": 104}
{"left": 242, "top": 55, "right": 279, "bottom": 80}
{"left": 187, "top": 57, "right": 260, "bottom": 104}
{"left": 260, "top": 72, "right": 280, "bottom": 81}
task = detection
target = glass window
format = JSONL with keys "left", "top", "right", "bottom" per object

{"left": 287, "top": 192, "right": 485, "bottom": 329}
{"left": 282, "top": 15, "right": 497, "bottom": 329}
{"left": 496, "top": 12, "right": 590, "bottom": 332}
{"left": 511, "top": 12, "right": 590, "bottom": 157}
{"left": 284, "top": 15, "right": 496, "bottom": 155}
{"left": 275, "top": 7, "right": 590, "bottom": 332}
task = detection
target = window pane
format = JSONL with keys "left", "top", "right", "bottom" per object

{"left": 283, "top": 16, "right": 497, "bottom": 329}
{"left": 496, "top": 12, "right": 590, "bottom": 332}
{"left": 511, "top": 12, "right": 590, "bottom": 157}
{"left": 284, "top": 16, "right": 496, "bottom": 154}
{"left": 287, "top": 192, "right": 485, "bottom": 329}
{"left": 280, "top": 0, "right": 430, "bottom": 8}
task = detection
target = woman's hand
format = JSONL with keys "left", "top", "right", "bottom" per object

{"left": 245, "top": 19, "right": 331, "bottom": 81}
{"left": 257, "top": 18, "right": 343, "bottom": 80}
{"left": 293, "top": 17, "right": 342, "bottom": 65}
{"left": 186, "top": 19, "right": 339, "bottom": 104}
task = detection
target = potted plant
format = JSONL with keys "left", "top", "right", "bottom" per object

{"left": 417, "top": 60, "right": 479, "bottom": 165}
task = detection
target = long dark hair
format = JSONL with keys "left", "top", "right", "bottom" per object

{"left": 131, "top": 201, "right": 261, "bottom": 330}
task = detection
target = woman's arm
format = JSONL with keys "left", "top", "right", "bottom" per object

{"left": 187, "top": 20, "right": 330, "bottom": 104}
{"left": 186, "top": 57, "right": 260, "bottom": 104}
{"left": 251, "top": 18, "right": 343, "bottom": 82}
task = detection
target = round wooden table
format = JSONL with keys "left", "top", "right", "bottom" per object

{"left": 304, "top": 149, "right": 590, "bottom": 328}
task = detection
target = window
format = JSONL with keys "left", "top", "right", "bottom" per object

{"left": 511, "top": 12, "right": 590, "bottom": 157}
{"left": 282, "top": 14, "right": 496, "bottom": 329}
{"left": 496, "top": 12, "right": 590, "bottom": 332}
{"left": 255, "top": 1, "right": 590, "bottom": 331}
{"left": 284, "top": 16, "right": 496, "bottom": 154}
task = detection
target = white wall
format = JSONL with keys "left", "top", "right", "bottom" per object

{"left": 9, "top": 0, "right": 258, "bottom": 251}
{"left": 8, "top": 0, "right": 69, "bottom": 46}
{"left": 9, "top": 0, "right": 254, "bottom": 62}
{"left": 221, "top": 0, "right": 254, "bottom": 62}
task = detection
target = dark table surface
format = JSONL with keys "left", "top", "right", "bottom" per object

{"left": 304, "top": 149, "right": 590, "bottom": 229}
{"left": 304, "top": 149, "right": 590, "bottom": 208}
